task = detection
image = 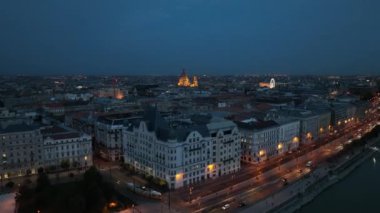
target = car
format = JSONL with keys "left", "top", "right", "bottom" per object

{"left": 281, "top": 178, "right": 288, "bottom": 185}
{"left": 306, "top": 161, "right": 313, "bottom": 167}
{"left": 222, "top": 204, "right": 230, "bottom": 210}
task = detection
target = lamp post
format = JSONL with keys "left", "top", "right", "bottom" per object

{"left": 296, "top": 150, "right": 301, "bottom": 171}
{"left": 84, "top": 155, "right": 88, "bottom": 170}
{"left": 168, "top": 188, "right": 171, "bottom": 213}
{"left": 188, "top": 186, "right": 193, "bottom": 203}
{"left": 1, "top": 153, "right": 7, "bottom": 192}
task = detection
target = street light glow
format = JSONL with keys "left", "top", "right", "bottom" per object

{"left": 108, "top": 202, "right": 117, "bottom": 208}
{"left": 277, "top": 143, "right": 283, "bottom": 150}
{"left": 175, "top": 173, "right": 183, "bottom": 181}
{"left": 292, "top": 137, "right": 299, "bottom": 143}
{"left": 207, "top": 164, "right": 215, "bottom": 170}
{"left": 307, "top": 132, "right": 312, "bottom": 139}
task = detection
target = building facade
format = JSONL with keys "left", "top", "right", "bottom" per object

{"left": 239, "top": 120, "right": 279, "bottom": 163}
{"left": 1, "top": 123, "right": 93, "bottom": 180}
{"left": 330, "top": 102, "right": 357, "bottom": 127}
{"left": 95, "top": 116, "right": 125, "bottom": 161}
{"left": 0, "top": 124, "right": 43, "bottom": 178}
{"left": 316, "top": 110, "right": 331, "bottom": 137}
{"left": 42, "top": 126, "right": 92, "bottom": 169}
{"left": 277, "top": 109, "right": 320, "bottom": 143}
{"left": 239, "top": 117, "right": 301, "bottom": 163}
{"left": 123, "top": 111, "right": 240, "bottom": 189}
{"left": 277, "top": 119, "right": 301, "bottom": 152}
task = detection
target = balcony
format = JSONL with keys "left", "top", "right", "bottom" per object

{"left": 189, "top": 147, "right": 201, "bottom": 152}
{"left": 223, "top": 140, "right": 234, "bottom": 144}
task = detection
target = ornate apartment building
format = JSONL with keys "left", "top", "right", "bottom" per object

{"left": 123, "top": 110, "right": 240, "bottom": 189}
{"left": 0, "top": 123, "right": 92, "bottom": 180}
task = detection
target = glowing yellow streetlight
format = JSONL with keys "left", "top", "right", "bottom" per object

{"left": 306, "top": 132, "right": 312, "bottom": 139}
{"left": 277, "top": 143, "right": 283, "bottom": 150}
{"left": 259, "top": 150, "right": 265, "bottom": 157}
{"left": 175, "top": 173, "right": 183, "bottom": 181}
{"left": 108, "top": 202, "right": 117, "bottom": 208}
{"left": 292, "top": 137, "right": 300, "bottom": 143}
{"left": 207, "top": 164, "right": 214, "bottom": 171}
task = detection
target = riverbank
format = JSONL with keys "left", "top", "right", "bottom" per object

{"left": 241, "top": 124, "right": 380, "bottom": 213}
{"left": 272, "top": 143, "right": 376, "bottom": 213}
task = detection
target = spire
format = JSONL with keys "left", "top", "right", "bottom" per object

{"left": 177, "top": 69, "right": 198, "bottom": 87}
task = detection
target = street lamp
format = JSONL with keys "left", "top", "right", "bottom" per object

{"left": 296, "top": 150, "right": 301, "bottom": 171}
{"left": 1, "top": 153, "right": 7, "bottom": 192}
{"left": 84, "top": 155, "right": 88, "bottom": 170}
{"left": 306, "top": 132, "right": 312, "bottom": 141}
{"left": 188, "top": 186, "right": 193, "bottom": 203}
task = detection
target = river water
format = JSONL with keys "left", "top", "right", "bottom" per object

{"left": 299, "top": 151, "right": 380, "bottom": 213}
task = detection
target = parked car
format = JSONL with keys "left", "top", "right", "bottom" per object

{"left": 281, "top": 177, "right": 288, "bottom": 185}
{"left": 238, "top": 202, "right": 246, "bottom": 207}
{"left": 222, "top": 204, "right": 230, "bottom": 210}
{"left": 306, "top": 161, "right": 313, "bottom": 167}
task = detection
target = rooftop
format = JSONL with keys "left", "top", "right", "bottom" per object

{"left": 236, "top": 120, "right": 278, "bottom": 130}
{"left": 42, "top": 126, "right": 83, "bottom": 140}
{"left": 129, "top": 108, "right": 236, "bottom": 142}
{"left": 0, "top": 123, "right": 40, "bottom": 134}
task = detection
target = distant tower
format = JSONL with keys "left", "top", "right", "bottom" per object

{"left": 112, "top": 77, "right": 124, "bottom": 99}
{"left": 112, "top": 77, "right": 118, "bottom": 98}
{"left": 177, "top": 69, "right": 191, "bottom": 87}
{"left": 191, "top": 76, "right": 198, "bottom": 87}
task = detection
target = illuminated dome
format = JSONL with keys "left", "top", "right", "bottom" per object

{"left": 177, "top": 69, "right": 198, "bottom": 87}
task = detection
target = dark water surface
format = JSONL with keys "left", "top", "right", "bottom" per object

{"left": 299, "top": 152, "right": 380, "bottom": 213}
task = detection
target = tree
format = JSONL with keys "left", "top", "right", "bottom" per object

{"left": 24, "top": 178, "right": 32, "bottom": 185}
{"left": 16, "top": 179, "right": 33, "bottom": 202}
{"left": 67, "top": 194, "right": 86, "bottom": 213}
{"left": 37, "top": 167, "right": 44, "bottom": 174}
{"left": 36, "top": 172, "right": 51, "bottom": 193}
{"left": 84, "top": 181, "right": 106, "bottom": 212}
{"left": 61, "top": 160, "right": 70, "bottom": 170}
{"left": 47, "top": 165, "right": 56, "bottom": 172}
{"left": 72, "top": 161, "right": 80, "bottom": 168}
{"left": 5, "top": 181, "right": 15, "bottom": 188}
{"left": 84, "top": 166, "right": 102, "bottom": 185}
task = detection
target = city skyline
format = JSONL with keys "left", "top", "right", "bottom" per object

{"left": 1, "top": 1, "right": 380, "bottom": 213}
{"left": 1, "top": 0, "right": 380, "bottom": 76}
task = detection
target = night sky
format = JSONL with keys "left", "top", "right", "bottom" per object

{"left": 1, "top": 0, "right": 379, "bottom": 75}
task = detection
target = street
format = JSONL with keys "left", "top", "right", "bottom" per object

{"left": 166, "top": 102, "right": 379, "bottom": 213}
